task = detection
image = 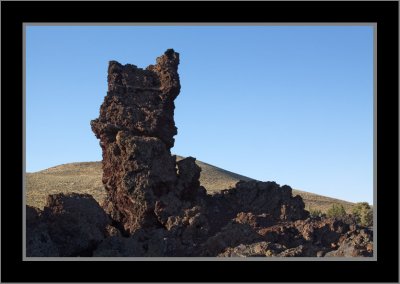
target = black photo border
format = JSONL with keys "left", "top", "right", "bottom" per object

{"left": 1, "top": 1, "right": 399, "bottom": 282}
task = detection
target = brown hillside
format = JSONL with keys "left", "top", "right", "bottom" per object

{"left": 26, "top": 158, "right": 355, "bottom": 212}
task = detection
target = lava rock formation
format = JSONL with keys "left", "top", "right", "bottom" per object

{"left": 26, "top": 49, "right": 373, "bottom": 257}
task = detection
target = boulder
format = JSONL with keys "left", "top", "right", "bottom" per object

{"left": 26, "top": 206, "right": 59, "bottom": 257}
{"left": 26, "top": 193, "right": 109, "bottom": 257}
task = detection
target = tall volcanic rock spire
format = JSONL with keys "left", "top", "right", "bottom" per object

{"left": 91, "top": 49, "right": 201, "bottom": 235}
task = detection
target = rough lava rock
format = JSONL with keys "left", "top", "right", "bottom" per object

{"left": 27, "top": 193, "right": 110, "bottom": 256}
{"left": 325, "top": 228, "right": 373, "bottom": 257}
{"left": 213, "top": 214, "right": 372, "bottom": 257}
{"left": 202, "top": 181, "right": 309, "bottom": 239}
{"left": 26, "top": 49, "right": 373, "bottom": 257}
{"left": 91, "top": 49, "right": 207, "bottom": 235}
{"left": 26, "top": 205, "right": 59, "bottom": 257}
{"left": 43, "top": 193, "right": 110, "bottom": 256}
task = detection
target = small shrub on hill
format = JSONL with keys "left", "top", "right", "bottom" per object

{"left": 326, "top": 204, "right": 347, "bottom": 219}
{"left": 352, "top": 202, "right": 373, "bottom": 227}
{"left": 309, "top": 208, "right": 323, "bottom": 218}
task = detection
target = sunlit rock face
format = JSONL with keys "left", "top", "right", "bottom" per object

{"left": 91, "top": 49, "right": 206, "bottom": 235}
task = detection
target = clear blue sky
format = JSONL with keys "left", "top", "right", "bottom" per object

{"left": 26, "top": 25, "right": 374, "bottom": 204}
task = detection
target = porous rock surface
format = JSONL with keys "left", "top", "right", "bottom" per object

{"left": 26, "top": 193, "right": 110, "bottom": 256}
{"left": 26, "top": 49, "right": 373, "bottom": 257}
{"left": 90, "top": 49, "right": 205, "bottom": 235}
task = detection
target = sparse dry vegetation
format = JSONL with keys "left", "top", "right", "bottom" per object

{"left": 326, "top": 203, "right": 347, "bottom": 218}
{"left": 26, "top": 158, "right": 356, "bottom": 212}
{"left": 26, "top": 162, "right": 105, "bottom": 209}
{"left": 352, "top": 202, "right": 373, "bottom": 227}
{"left": 296, "top": 190, "right": 355, "bottom": 214}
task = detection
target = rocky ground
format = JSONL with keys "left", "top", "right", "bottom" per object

{"left": 27, "top": 49, "right": 373, "bottom": 257}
